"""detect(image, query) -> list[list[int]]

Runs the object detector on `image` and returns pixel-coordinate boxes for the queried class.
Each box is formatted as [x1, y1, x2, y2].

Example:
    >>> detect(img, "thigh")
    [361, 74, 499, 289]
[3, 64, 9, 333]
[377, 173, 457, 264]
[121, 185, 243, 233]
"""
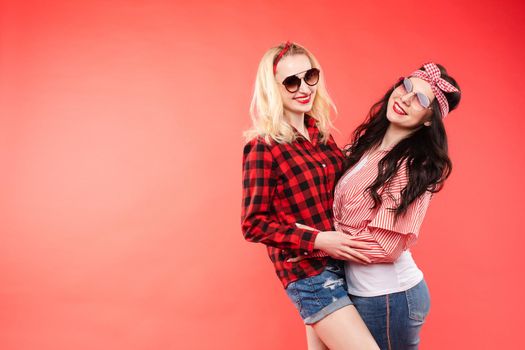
[305, 325, 328, 350]
[312, 305, 379, 350]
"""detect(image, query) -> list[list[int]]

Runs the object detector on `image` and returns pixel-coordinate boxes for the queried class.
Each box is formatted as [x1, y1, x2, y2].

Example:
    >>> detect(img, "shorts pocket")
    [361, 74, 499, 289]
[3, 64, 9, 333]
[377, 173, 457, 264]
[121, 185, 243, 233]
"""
[405, 279, 431, 322]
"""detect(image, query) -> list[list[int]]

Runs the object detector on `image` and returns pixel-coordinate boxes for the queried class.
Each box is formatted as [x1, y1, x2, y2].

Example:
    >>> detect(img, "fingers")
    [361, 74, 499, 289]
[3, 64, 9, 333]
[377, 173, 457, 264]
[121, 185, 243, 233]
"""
[335, 231, 375, 246]
[336, 251, 369, 264]
[295, 223, 317, 231]
[338, 232, 374, 249]
[339, 247, 371, 264]
[287, 256, 304, 263]
[342, 238, 372, 250]
[349, 249, 372, 264]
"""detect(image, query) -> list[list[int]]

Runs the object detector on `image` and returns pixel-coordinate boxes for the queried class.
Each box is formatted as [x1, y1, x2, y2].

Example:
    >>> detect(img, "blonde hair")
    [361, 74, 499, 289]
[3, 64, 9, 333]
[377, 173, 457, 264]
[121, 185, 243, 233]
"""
[244, 42, 337, 144]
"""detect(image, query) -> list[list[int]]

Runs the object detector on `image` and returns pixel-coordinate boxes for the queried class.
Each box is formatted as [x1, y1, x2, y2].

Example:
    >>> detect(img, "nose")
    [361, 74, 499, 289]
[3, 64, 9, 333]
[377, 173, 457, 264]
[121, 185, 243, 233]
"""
[400, 91, 415, 105]
[298, 77, 311, 95]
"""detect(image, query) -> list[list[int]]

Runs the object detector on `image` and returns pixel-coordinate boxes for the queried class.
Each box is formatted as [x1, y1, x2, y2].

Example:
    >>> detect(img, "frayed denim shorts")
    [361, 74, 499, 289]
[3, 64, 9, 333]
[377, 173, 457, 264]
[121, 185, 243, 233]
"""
[285, 259, 353, 325]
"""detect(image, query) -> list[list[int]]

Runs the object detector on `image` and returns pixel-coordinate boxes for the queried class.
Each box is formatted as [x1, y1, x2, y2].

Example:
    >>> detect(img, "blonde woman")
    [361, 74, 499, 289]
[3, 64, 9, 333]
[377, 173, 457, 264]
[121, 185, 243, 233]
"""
[241, 42, 379, 349]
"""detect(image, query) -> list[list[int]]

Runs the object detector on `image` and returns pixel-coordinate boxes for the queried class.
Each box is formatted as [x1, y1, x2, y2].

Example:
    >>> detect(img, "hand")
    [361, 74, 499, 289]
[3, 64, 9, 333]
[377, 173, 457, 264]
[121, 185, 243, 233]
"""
[295, 222, 317, 231]
[313, 230, 372, 264]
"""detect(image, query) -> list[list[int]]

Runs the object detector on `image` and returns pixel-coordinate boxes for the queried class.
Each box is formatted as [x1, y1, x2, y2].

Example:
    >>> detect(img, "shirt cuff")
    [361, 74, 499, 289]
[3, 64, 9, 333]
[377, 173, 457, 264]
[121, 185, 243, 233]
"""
[296, 228, 320, 255]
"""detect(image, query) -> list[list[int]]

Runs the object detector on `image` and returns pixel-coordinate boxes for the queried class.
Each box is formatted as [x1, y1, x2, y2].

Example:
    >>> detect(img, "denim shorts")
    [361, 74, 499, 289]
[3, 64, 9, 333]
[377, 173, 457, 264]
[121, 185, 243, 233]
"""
[285, 259, 353, 325]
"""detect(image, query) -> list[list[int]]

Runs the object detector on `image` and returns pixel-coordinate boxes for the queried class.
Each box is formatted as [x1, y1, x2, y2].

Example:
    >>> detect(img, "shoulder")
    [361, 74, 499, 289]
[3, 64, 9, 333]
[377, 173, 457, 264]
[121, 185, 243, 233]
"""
[325, 133, 339, 146]
[242, 137, 282, 167]
[320, 133, 344, 157]
[243, 136, 273, 151]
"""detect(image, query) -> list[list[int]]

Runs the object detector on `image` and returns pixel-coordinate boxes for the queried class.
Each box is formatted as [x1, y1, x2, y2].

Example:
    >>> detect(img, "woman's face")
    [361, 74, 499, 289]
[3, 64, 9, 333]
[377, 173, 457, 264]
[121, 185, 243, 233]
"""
[274, 54, 318, 117]
[386, 77, 435, 129]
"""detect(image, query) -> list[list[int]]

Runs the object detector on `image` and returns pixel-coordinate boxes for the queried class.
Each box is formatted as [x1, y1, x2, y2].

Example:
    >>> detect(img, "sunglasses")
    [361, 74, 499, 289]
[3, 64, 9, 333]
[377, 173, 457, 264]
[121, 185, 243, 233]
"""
[397, 77, 432, 110]
[281, 68, 320, 93]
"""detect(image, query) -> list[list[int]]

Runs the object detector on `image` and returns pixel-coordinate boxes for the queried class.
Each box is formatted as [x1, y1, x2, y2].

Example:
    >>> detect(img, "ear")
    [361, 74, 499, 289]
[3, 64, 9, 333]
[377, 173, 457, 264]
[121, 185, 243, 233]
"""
[424, 121, 432, 127]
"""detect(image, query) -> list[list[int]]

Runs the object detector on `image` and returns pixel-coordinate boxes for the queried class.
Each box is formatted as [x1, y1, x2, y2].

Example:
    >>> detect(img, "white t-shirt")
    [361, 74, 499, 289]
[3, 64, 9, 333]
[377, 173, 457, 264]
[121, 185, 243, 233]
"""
[345, 251, 423, 297]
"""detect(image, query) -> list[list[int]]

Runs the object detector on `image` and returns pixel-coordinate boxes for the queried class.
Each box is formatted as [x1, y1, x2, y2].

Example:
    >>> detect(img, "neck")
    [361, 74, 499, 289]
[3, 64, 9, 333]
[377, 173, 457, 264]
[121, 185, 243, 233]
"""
[285, 110, 310, 141]
[285, 110, 306, 131]
[379, 124, 413, 150]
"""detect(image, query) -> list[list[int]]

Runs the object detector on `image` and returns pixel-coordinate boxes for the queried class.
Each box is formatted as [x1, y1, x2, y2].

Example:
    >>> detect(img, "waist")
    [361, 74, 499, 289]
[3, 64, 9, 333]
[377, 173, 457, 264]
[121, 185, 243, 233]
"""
[345, 251, 423, 297]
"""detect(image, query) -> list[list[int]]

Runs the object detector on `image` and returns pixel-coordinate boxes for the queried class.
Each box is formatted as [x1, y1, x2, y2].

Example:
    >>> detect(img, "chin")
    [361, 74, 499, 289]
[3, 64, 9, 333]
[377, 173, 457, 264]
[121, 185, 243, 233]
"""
[297, 105, 313, 113]
[386, 103, 409, 124]
[287, 104, 312, 115]
[386, 110, 399, 124]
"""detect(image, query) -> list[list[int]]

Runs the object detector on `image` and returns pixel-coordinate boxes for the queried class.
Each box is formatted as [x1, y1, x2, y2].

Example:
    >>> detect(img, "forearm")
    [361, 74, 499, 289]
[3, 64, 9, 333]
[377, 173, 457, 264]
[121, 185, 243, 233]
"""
[241, 139, 320, 253]
[242, 215, 319, 253]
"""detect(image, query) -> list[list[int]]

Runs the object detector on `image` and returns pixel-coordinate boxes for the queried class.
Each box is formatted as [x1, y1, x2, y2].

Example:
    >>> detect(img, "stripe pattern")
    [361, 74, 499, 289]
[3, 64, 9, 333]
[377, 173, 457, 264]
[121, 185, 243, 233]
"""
[310, 148, 432, 262]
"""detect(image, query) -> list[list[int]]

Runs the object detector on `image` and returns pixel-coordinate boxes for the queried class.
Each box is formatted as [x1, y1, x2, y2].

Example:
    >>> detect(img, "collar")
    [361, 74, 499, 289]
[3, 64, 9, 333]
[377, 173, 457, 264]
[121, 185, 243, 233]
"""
[300, 114, 319, 146]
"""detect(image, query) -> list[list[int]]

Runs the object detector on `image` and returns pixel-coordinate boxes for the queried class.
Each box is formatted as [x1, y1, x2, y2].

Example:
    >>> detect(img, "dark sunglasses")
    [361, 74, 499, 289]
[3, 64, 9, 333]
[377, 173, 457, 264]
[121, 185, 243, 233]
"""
[397, 77, 431, 110]
[281, 68, 320, 93]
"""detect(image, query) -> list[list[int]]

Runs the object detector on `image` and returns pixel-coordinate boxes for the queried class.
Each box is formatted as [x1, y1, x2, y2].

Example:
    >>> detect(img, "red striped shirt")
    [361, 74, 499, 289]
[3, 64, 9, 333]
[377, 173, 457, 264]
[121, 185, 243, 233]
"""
[310, 148, 432, 261]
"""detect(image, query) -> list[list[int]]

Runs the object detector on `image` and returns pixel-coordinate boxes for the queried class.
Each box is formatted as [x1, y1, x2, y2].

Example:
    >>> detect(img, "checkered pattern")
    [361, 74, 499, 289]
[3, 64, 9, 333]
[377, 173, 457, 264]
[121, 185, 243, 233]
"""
[241, 115, 344, 288]
[411, 62, 459, 117]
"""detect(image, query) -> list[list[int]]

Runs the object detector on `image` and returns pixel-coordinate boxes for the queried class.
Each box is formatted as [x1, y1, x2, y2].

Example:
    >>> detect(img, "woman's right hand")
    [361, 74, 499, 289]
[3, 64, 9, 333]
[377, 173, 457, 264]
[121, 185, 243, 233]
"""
[314, 231, 372, 264]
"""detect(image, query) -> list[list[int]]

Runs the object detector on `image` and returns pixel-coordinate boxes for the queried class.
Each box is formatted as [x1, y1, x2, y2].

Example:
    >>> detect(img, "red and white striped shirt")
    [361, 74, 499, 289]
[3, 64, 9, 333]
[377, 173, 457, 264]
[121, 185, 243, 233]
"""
[310, 147, 432, 261]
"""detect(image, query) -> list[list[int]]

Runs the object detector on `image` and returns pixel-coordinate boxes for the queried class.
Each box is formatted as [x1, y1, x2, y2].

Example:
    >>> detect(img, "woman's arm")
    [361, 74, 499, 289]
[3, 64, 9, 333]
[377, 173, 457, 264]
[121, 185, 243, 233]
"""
[242, 139, 372, 263]
[355, 190, 433, 262]
[241, 139, 318, 254]
[296, 190, 431, 263]
[348, 227, 413, 263]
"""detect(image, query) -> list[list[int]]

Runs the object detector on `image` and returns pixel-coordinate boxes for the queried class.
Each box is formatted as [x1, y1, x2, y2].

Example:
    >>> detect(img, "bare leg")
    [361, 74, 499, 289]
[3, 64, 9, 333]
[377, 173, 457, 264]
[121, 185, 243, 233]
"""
[306, 325, 328, 350]
[311, 305, 379, 350]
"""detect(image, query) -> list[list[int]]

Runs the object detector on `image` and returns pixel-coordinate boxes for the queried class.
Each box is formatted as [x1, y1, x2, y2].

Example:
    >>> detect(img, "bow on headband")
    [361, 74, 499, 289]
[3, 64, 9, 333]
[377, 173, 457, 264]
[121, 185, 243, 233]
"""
[410, 63, 459, 117]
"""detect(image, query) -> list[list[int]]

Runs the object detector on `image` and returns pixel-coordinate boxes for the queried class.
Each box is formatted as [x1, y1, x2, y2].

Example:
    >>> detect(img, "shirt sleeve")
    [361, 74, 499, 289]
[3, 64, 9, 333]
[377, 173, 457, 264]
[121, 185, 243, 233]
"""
[350, 164, 433, 263]
[241, 138, 319, 254]
[352, 192, 432, 263]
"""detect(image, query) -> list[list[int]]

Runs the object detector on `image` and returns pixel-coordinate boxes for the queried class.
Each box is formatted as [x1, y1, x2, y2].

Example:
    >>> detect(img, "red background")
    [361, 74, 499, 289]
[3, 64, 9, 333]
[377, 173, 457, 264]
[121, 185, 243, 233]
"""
[1, 0, 524, 349]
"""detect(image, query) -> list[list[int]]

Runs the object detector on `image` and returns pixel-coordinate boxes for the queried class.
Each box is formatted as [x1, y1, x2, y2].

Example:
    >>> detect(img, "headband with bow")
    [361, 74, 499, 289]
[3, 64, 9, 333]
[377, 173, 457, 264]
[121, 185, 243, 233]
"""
[410, 62, 459, 117]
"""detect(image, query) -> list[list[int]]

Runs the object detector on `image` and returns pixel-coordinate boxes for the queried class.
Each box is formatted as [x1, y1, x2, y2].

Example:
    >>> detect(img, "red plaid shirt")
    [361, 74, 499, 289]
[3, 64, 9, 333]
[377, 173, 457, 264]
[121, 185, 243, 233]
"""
[241, 115, 344, 288]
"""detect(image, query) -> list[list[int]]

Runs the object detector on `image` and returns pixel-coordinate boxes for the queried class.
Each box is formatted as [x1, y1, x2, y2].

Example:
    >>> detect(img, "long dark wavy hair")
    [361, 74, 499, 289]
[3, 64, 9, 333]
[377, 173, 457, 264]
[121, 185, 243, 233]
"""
[343, 64, 461, 219]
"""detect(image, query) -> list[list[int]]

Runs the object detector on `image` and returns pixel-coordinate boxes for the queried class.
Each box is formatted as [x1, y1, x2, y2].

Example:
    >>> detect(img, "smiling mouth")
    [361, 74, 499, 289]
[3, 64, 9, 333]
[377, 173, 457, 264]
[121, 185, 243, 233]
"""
[295, 95, 311, 104]
[393, 102, 407, 115]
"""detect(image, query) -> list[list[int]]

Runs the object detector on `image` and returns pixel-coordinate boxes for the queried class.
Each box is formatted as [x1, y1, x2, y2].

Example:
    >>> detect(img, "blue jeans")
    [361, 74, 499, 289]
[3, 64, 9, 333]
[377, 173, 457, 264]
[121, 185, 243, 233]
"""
[350, 279, 431, 350]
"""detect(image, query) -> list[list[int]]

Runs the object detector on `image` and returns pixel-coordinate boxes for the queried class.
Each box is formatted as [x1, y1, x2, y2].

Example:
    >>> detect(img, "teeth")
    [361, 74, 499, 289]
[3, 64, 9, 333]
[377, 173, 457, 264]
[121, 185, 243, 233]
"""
[394, 103, 405, 114]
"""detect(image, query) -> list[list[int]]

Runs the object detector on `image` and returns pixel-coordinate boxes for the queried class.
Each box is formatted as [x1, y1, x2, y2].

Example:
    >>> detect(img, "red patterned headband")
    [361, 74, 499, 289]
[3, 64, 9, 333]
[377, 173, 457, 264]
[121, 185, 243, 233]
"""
[273, 41, 293, 74]
[410, 62, 459, 118]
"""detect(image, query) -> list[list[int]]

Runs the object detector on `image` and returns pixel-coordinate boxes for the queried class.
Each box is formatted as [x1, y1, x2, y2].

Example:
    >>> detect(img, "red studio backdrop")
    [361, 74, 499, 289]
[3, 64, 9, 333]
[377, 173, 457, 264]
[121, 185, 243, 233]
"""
[1, 1, 524, 349]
